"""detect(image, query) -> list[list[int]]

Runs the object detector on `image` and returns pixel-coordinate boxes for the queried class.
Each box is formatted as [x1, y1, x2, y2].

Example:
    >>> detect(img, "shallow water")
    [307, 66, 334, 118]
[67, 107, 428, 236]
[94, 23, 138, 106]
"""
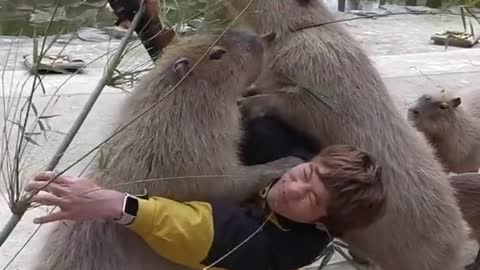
[0, 0, 115, 37]
[0, 0, 407, 38]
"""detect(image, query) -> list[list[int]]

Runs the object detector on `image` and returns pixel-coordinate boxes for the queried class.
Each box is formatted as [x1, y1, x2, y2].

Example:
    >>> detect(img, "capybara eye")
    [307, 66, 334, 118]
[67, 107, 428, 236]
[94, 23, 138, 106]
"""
[439, 103, 449, 110]
[209, 46, 227, 60]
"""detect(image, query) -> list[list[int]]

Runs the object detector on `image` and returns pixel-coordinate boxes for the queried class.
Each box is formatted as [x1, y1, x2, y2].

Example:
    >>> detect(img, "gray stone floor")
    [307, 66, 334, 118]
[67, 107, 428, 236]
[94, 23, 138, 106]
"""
[1, 3, 480, 270]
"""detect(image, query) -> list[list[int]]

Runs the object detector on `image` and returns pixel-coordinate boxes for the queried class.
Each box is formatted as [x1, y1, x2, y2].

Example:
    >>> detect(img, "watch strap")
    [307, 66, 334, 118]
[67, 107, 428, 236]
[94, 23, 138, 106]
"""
[114, 193, 139, 226]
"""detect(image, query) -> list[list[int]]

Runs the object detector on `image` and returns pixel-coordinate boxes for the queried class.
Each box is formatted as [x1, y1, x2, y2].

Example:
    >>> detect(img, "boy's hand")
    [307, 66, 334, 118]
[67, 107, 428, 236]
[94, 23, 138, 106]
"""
[24, 171, 125, 224]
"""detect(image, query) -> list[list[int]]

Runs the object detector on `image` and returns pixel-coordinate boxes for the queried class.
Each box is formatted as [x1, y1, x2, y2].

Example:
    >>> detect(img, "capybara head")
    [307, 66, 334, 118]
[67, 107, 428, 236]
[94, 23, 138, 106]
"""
[408, 90, 462, 139]
[158, 30, 265, 92]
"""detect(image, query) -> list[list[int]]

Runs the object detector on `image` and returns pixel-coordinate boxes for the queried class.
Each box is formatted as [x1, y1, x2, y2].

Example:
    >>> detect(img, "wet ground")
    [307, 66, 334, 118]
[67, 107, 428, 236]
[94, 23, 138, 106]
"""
[0, 2, 480, 270]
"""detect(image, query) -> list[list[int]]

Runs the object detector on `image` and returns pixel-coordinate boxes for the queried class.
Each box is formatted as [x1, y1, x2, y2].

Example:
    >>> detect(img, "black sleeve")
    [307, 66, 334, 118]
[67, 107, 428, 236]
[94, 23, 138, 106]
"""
[201, 202, 277, 270]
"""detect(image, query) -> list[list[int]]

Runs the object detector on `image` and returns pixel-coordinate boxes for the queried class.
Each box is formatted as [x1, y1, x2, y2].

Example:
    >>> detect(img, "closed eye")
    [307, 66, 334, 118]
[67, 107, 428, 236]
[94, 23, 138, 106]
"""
[311, 191, 319, 206]
[307, 164, 321, 205]
[304, 164, 314, 182]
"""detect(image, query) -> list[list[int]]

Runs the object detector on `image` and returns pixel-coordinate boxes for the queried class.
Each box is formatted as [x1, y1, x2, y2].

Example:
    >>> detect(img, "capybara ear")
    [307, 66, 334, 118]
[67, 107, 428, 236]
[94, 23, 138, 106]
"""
[172, 57, 190, 78]
[451, 97, 461, 108]
[260, 31, 277, 44]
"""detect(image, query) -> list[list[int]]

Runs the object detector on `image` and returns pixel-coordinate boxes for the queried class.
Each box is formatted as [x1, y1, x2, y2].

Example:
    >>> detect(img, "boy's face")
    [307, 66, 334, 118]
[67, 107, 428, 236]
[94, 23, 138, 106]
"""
[266, 162, 330, 224]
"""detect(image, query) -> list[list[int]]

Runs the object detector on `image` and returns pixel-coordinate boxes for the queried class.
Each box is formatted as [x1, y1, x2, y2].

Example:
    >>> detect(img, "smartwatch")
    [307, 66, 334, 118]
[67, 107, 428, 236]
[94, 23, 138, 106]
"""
[114, 193, 139, 226]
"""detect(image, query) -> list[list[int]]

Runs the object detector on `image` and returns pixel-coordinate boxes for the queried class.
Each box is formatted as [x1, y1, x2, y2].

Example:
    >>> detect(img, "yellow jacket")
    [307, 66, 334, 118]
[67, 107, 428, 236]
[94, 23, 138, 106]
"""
[127, 183, 331, 270]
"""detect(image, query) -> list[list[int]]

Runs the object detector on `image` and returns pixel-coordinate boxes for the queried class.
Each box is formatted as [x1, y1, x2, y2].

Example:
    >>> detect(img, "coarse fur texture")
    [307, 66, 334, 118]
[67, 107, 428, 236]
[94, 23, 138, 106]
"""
[31, 31, 302, 270]
[223, 0, 467, 270]
[449, 173, 480, 270]
[408, 89, 480, 173]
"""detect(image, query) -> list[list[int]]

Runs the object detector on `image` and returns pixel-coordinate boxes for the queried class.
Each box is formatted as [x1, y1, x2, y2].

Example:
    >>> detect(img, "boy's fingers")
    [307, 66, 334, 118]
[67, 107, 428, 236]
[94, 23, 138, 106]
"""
[32, 171, 57, 181]
[33, 211, 68, 224]
[29, 194, 63, 206]
[24, 181, 69, 197]
[24, 181, 42, 193]
[24, 181, 43, 193]
[33, 171, 70, 184]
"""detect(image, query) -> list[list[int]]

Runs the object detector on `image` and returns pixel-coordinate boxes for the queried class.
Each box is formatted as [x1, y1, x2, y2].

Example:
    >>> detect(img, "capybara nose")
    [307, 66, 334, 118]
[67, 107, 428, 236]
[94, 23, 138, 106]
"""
[237, 97, 246, 106]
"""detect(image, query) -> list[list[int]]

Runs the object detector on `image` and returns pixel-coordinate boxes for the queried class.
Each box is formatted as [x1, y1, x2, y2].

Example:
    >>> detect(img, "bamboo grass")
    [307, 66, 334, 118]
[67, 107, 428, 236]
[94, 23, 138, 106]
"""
[0, 1, 145, 247]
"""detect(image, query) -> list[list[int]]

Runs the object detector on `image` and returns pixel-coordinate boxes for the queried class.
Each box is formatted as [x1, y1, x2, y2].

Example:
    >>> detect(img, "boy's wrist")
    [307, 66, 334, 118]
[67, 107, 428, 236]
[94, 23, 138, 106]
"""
[112, 193, 140, 225]
[98, 190, 127, 221]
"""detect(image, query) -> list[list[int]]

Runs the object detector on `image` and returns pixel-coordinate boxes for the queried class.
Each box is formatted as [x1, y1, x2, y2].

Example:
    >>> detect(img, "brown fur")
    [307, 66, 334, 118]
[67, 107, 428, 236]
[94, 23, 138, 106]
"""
[31, 31, 303, 270]
[408, 89, 480, 173]
[224, 0, 467, 269]
[450, 173, 480, 270]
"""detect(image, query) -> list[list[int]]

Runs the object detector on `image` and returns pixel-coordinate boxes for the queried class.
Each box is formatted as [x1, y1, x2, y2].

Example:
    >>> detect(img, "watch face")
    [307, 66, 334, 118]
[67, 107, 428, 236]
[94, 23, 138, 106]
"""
[125, 196, 139, 216]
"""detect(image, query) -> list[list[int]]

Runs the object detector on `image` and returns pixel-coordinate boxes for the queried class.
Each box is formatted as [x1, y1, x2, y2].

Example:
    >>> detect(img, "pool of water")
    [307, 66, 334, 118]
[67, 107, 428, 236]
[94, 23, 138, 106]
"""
[0, 0, 116, 37]
[1, 0, 473, 39]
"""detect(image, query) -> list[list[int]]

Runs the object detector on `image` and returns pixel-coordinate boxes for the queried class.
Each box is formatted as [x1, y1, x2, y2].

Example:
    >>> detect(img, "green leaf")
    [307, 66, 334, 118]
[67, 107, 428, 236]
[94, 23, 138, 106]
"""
[39, 114, 61, 119]
[37, 119, 46, 132]
[31, 102, 39, 117]
[24, 135, 40, 146]
[24, 132, 41, 136]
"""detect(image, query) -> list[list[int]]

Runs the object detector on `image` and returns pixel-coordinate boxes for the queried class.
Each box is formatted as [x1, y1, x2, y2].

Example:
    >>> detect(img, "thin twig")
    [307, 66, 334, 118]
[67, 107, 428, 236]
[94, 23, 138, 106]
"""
[2, 37, 137, 207]
[2, 49, 114, 193]
[17, 33, 78, 176]
[0, 32, 20, 197]
[0, 0, 146, 248]
[1, 152, 100, 270]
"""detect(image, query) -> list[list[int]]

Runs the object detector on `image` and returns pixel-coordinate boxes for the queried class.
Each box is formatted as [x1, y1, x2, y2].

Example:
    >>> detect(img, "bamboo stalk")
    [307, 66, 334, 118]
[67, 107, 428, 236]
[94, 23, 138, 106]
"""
[0, 208, 24, 246]
[0, 1, 145, 247]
